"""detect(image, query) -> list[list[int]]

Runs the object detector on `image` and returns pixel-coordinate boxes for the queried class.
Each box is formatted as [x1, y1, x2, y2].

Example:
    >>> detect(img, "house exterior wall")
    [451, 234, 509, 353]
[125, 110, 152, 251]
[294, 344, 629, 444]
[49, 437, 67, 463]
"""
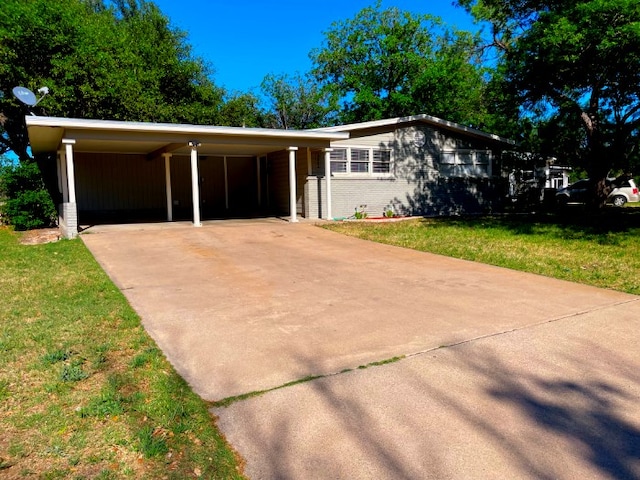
[75, 152, 166, 215]
[304, 123, 505, 219]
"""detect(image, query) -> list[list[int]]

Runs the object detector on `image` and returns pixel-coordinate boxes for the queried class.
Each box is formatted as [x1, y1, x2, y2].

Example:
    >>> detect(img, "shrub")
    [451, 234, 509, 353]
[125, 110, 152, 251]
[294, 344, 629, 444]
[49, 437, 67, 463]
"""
[0, 160, 56, 230]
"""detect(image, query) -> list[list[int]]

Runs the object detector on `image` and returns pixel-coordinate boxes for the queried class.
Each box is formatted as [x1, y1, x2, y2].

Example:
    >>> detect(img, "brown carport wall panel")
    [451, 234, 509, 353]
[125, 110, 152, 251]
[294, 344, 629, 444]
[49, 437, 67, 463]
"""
[267, 150, 306, 217]
[199, 156, 226, 212]
[267, 150, 289, 215]
[75, 153, 165, 211]
[169, 155, 193, 211]
[227, 156, 258, 213]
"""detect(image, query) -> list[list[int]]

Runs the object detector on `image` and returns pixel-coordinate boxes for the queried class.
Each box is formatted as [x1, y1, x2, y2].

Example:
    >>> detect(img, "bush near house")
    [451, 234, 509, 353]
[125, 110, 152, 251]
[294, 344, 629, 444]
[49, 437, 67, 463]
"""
[0, 161, 57, 230]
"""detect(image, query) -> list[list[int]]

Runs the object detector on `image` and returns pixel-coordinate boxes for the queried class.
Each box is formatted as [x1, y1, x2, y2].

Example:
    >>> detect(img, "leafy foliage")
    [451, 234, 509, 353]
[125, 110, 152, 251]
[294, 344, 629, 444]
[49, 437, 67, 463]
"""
[459, 0, 640, 196]
[261, 72, 337, 129]
[311, 3, 491, 126]
[218, 92, 267, 127]
[0, 161, 56, 230]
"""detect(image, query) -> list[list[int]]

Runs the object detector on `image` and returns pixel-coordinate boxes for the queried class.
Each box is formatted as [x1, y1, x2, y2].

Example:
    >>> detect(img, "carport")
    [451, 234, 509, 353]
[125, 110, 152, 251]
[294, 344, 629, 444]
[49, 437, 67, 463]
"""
[25, 116, 348, 238]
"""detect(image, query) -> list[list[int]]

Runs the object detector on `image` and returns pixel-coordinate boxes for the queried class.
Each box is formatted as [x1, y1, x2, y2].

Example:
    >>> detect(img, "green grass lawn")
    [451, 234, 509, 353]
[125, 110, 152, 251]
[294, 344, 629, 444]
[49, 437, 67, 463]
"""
[324, 211, 640, 295]
[0, 227, 245, 479]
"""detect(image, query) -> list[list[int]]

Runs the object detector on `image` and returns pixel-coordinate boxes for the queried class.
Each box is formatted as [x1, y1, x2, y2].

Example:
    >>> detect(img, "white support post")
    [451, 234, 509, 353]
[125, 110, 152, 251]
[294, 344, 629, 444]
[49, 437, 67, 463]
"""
[288, 147, 298, 223]
[324, 148, 333, 220]
[60, 139, 78, 238]
[189, 141, 202, 227]
[63, 139, 77, 204]
[163, 153, 173, 222]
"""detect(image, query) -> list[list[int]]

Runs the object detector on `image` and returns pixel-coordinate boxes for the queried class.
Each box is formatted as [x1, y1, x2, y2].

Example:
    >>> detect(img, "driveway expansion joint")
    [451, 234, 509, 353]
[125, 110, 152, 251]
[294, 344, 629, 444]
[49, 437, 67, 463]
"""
[213, 296, 640, 407]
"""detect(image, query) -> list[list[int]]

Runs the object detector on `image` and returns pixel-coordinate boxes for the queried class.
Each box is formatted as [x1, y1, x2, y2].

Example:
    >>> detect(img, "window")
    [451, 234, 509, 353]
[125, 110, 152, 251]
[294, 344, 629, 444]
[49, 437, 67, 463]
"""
[350, 149, 370, 173]
[330, 149, 347, 173]
[373, 150, 391, 173]
[329, 147, 392, 176]
[439, 150, 491, 177]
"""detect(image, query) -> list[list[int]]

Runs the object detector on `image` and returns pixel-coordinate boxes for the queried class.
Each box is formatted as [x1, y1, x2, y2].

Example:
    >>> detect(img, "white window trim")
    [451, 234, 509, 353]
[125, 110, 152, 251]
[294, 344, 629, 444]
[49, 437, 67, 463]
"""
[439, 149, 492, 178]
[330, 146, 393, 177]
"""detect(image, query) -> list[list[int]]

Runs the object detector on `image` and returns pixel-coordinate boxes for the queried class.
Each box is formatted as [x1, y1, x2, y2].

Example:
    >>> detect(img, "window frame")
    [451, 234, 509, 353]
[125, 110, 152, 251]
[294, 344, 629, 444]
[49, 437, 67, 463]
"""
[329, 148, 348, 173]
[438, 149, 492, 178]
[329, 146, 393, 177]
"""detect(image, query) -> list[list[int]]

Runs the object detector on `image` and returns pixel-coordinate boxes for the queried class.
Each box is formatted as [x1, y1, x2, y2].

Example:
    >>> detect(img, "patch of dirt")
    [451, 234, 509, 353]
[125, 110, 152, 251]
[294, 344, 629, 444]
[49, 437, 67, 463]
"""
[19, 228, 61, 245]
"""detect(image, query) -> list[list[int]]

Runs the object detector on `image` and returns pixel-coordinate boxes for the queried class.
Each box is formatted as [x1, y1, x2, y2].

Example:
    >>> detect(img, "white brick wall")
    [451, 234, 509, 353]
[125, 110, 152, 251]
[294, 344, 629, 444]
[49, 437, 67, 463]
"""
[60, 202, 78, 238]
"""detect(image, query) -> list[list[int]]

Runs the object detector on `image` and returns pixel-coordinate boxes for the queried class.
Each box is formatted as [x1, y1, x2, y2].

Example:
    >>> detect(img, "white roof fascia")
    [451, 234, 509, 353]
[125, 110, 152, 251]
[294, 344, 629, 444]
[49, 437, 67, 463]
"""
[25, 116, 349, 141]
[312, 113, 516, 146]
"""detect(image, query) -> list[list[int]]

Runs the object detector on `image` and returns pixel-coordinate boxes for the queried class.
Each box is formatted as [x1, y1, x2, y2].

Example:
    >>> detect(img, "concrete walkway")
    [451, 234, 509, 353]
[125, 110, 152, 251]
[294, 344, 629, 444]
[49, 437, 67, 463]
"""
[82, 220, 640, 479]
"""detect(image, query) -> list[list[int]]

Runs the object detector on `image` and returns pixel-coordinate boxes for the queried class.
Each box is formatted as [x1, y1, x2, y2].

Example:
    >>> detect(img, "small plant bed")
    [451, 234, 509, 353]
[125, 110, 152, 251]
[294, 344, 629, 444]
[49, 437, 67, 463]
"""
[323, 212, 640, 295]
[335, 205, 411, 222]
[0, 227, 245, 479]
[340, 215, 412, 223]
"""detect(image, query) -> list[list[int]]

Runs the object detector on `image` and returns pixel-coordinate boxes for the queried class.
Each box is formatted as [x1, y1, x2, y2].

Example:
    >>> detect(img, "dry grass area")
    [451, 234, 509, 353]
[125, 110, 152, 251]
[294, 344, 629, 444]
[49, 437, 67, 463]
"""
[17, 228, 61, 245]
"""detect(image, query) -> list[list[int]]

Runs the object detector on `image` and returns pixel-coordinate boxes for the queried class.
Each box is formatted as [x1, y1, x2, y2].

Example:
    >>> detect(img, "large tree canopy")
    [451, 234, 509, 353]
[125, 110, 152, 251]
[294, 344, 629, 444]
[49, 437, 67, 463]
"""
[0, 0, 225, 162]
[460, 0, 640, 194]
[260, 72, 336, 130]
[311, 3, 491, 126]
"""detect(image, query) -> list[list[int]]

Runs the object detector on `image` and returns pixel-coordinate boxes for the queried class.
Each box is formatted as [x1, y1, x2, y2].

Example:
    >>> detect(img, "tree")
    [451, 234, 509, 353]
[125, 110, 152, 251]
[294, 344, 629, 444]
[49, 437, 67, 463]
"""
[310, 3, 490, 126]
[218, 92, 266, 128]
[0, 0, 225, 162]
[459, 0, 640, 204]
[260, 73, 337, 129]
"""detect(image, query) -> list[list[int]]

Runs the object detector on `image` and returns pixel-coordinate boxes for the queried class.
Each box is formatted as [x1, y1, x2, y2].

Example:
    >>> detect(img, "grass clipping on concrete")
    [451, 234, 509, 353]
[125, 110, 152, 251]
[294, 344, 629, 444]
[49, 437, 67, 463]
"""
[0, 228, 244, 479]
[324, 213, 640, 295]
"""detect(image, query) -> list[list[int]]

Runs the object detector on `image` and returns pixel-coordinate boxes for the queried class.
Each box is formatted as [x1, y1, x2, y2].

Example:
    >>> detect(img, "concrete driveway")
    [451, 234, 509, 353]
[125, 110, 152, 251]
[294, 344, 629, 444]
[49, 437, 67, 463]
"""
[82, 219, 640, 479]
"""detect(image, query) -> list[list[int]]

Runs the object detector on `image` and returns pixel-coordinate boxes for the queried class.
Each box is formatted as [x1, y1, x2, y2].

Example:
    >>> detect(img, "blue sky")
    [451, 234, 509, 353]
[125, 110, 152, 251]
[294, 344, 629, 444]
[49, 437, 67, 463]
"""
[152, 0, 480, 94]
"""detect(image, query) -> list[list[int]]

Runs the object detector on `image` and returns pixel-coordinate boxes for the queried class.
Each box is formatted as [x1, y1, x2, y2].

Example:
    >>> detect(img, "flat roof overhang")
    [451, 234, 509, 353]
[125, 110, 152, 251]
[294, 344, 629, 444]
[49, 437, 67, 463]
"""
[25, 116, 350, 157]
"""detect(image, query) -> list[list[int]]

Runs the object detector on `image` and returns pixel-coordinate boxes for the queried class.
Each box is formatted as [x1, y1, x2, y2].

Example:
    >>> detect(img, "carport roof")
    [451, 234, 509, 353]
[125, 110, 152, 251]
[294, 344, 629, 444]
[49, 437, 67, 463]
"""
[25, 116, 349, 157]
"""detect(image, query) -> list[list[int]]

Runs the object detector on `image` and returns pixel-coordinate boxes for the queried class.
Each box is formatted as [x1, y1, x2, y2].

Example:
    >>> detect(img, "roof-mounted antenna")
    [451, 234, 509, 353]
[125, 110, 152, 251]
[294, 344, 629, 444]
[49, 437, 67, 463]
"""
[12, 86, 49, 115]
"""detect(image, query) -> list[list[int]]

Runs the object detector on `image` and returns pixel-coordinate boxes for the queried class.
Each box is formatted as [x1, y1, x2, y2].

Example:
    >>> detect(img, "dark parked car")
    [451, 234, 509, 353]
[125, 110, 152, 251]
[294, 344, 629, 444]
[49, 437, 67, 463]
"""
[556, 178, 639, 207]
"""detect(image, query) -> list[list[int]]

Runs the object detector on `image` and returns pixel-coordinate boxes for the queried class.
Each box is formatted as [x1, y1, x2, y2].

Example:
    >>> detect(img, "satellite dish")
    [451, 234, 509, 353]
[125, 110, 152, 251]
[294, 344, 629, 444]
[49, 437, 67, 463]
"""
[12, 86, 38, 106]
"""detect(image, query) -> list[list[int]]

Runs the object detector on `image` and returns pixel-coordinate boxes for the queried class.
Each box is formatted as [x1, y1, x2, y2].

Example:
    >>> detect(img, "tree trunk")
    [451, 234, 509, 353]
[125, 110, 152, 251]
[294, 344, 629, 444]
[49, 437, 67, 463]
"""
[581, 104, 611, 210]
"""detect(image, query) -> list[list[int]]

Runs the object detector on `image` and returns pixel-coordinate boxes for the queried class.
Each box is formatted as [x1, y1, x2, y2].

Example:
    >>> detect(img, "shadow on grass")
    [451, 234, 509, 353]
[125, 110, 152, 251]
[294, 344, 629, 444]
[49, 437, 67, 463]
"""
[419, 207, 640, 240]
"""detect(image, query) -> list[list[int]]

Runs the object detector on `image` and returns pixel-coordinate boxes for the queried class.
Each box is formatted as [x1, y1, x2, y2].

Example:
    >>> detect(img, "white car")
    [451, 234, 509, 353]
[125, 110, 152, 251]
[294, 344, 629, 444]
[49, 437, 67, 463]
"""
[609, 178, 640, 206]
[556, 178, 639, 207]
